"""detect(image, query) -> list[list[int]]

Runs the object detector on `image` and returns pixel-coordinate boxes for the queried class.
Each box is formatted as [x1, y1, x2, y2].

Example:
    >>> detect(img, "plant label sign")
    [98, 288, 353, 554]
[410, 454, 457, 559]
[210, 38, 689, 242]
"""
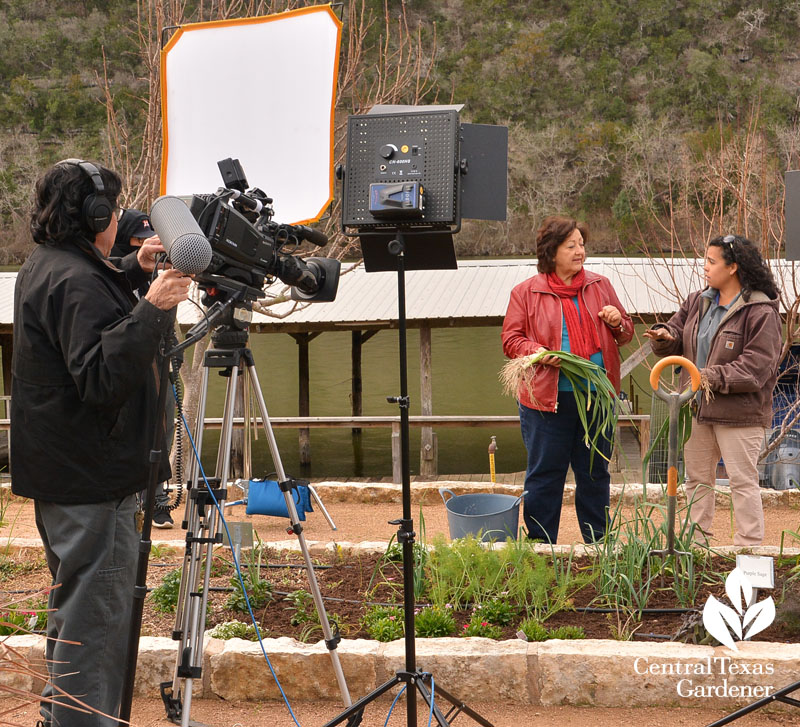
[222, 521, 254, 550]
[735, 554, 774, 589]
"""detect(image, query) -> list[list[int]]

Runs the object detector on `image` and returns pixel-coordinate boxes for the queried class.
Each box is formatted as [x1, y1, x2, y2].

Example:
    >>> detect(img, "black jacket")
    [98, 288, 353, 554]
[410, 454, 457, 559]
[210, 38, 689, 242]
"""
[10, 237, 173, 503]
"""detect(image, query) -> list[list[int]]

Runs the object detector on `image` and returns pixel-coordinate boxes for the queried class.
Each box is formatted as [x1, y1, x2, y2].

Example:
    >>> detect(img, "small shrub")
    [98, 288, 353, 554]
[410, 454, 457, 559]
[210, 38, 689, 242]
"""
[519, 618, 550, 642]
[150, 568, 182, 614]
[285, 589, 315, 626]
[546, 625, 585, 640]
[474, 598, 518, 626]
[415, 606, 456, 638]
[362, 604, 404, 642]
[461, 615, 503, 639]
[518, 618, 584, 642]
[208, 620, 260, 641]
[226, 575, 273, 612]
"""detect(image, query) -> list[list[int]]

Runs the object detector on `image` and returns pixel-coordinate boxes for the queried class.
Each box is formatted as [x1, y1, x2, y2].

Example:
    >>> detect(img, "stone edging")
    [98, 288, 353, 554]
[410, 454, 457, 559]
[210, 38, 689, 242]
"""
[310, 480, 800, 508]
[4, 635, 799, 710]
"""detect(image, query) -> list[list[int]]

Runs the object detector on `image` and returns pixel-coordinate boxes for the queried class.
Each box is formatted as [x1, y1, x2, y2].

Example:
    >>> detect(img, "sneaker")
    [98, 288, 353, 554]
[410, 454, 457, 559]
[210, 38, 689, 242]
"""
[152, 508, 174, 529]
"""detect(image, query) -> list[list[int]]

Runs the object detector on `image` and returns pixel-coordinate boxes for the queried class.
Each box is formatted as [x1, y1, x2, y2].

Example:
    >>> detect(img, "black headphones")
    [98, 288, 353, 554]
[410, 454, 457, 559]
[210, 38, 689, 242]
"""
[62, 158, 114, 234]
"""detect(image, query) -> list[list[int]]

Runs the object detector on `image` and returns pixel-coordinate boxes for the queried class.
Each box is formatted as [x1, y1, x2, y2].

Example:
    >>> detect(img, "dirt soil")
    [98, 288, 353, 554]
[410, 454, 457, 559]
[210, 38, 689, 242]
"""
[2, 696, 799, 727]
[4, 489, 800, 551]
[3, 498, 800, 643]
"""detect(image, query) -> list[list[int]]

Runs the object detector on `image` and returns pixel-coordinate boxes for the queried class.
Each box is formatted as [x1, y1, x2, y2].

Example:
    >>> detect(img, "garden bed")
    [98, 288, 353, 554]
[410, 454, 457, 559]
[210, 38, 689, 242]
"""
[4, 540, 800, 646]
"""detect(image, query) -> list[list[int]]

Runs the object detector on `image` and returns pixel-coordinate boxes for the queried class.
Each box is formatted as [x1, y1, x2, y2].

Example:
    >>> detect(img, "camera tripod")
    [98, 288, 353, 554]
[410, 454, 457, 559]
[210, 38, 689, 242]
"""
[159, 316, 352, 727]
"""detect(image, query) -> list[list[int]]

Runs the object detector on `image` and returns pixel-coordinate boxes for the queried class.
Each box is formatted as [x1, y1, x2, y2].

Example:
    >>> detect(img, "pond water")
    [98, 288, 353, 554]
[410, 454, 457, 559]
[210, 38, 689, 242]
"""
[194, 324, 656, 479]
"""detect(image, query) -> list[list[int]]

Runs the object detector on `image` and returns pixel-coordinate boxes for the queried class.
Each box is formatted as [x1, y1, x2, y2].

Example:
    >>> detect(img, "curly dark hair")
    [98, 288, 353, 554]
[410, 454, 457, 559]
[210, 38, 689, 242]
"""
[708, 235, 778, 301]
[535, 215, 588, 274]
[31, 161, 121, 246]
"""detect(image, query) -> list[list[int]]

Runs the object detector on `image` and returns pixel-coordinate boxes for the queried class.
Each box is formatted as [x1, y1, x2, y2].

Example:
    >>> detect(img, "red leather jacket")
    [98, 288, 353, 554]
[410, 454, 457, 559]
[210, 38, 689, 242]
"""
[501, 270, 633, 411]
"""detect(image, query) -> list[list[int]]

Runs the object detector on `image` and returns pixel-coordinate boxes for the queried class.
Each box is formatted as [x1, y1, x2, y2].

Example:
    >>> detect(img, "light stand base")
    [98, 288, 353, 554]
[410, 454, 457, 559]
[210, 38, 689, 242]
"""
[324, 671, 493, 727]
[704, 679, 800, 726]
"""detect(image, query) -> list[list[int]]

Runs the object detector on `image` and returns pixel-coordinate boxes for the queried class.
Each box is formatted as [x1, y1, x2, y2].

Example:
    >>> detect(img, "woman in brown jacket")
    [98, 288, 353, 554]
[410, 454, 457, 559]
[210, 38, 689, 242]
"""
[645, 235, 781, 546]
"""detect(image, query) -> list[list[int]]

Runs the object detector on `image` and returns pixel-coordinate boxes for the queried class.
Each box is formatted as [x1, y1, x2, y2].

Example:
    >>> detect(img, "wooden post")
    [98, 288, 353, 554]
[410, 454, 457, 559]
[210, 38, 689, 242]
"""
[351, 331, 363, 434]
[291, 333, 320, 467]
[351, 330, 378, 436]
[419, 324, 437, 477]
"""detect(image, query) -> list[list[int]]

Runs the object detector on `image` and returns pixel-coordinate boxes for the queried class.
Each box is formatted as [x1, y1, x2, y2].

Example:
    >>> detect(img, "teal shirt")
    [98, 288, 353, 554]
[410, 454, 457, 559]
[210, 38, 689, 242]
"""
[558, 297, 605, 391]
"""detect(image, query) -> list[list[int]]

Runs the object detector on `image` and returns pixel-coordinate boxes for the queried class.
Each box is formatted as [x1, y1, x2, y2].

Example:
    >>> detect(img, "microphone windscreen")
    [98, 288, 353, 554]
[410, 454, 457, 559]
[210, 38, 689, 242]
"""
[150, 196, 213, 274]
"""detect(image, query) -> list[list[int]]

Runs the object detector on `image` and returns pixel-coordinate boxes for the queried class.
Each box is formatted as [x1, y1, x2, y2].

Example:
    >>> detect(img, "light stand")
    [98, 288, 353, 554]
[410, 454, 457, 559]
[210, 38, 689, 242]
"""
[328, 103, 507, 727]
[704, 682, 800, 725]
[322, 233, 492, 727]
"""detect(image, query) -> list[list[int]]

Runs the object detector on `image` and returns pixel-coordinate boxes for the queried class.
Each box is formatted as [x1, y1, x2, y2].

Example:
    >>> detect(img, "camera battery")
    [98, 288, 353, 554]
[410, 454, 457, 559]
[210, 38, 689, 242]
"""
[368, 182, 425, 218]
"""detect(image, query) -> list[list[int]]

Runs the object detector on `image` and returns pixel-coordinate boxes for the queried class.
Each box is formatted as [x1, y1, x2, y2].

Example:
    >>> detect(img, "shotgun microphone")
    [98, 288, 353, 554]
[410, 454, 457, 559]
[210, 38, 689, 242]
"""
[149, 195, 213, 274]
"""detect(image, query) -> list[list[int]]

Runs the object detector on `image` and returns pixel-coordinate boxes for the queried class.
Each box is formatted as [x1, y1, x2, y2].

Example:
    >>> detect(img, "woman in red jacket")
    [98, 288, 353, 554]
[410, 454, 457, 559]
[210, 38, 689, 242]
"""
[502, 216, 633, 543]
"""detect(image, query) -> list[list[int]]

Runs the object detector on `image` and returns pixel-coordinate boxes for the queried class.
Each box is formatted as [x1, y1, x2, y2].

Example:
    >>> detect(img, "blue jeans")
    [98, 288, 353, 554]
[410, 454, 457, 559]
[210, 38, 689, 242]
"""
[519, 391, 611, 543]
[35, 495, 138, 727]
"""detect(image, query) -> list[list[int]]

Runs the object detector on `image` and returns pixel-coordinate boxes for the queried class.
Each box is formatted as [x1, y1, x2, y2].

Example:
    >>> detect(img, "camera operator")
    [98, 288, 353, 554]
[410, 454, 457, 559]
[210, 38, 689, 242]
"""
[10, 160, 191, 727]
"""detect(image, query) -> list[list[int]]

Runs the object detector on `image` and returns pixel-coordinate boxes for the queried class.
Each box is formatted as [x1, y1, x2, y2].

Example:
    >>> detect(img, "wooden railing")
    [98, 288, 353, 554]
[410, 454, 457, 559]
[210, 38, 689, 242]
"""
[200, 414, 651, 483]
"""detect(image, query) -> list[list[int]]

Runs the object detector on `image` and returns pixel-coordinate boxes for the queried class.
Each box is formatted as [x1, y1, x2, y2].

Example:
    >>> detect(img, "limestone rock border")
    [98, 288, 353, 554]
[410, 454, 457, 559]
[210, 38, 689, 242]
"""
[4, 635, 799, 710]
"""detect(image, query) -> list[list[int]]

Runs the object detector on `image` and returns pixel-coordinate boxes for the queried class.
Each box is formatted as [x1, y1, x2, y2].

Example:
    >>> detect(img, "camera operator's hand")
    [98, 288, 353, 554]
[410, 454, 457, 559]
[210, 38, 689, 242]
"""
[145, 269, 191, 311]
[136, 235, 170, 273]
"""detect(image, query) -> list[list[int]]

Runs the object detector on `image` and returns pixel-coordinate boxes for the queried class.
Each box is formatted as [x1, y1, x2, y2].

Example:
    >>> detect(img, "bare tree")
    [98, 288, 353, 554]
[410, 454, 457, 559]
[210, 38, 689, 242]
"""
[100, 0, 440, 472]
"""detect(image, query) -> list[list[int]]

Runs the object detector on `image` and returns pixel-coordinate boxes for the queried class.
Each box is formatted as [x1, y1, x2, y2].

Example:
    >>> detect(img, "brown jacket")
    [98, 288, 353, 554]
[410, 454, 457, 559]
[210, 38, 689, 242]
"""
[650, 289, 782, 426]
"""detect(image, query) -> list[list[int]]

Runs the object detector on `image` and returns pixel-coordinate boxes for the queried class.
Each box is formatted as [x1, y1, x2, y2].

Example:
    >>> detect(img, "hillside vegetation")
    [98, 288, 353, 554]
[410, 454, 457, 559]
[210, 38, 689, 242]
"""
[1, 0, 798, 259]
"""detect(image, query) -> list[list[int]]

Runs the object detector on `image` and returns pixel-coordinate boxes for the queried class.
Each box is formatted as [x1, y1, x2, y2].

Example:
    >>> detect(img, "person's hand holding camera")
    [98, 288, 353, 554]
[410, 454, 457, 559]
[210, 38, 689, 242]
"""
[145, 268, 191, 311]
[136, 235, 168, 273]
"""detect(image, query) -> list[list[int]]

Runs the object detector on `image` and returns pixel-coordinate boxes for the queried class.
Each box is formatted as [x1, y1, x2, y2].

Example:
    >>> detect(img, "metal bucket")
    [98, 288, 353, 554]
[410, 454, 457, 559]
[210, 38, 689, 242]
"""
[439, 488, 523, 542]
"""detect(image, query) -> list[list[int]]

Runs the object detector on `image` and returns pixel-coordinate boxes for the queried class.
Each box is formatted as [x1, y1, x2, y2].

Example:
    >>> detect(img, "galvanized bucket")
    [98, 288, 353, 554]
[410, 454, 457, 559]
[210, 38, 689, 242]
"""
[439, 488, 523, 542]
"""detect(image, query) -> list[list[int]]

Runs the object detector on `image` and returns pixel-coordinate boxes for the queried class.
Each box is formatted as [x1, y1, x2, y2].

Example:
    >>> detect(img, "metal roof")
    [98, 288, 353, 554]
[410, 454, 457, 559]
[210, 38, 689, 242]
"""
[0, 259, 796, 332]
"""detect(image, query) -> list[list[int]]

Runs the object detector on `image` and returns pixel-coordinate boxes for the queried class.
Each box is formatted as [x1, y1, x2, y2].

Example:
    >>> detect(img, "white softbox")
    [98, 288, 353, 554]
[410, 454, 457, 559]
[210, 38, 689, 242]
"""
[160, 5, 341, 224]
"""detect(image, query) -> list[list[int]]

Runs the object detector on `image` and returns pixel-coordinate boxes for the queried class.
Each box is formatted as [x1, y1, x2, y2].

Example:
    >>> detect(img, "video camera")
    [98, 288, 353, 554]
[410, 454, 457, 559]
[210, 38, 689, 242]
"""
[151, 158, 340, 307]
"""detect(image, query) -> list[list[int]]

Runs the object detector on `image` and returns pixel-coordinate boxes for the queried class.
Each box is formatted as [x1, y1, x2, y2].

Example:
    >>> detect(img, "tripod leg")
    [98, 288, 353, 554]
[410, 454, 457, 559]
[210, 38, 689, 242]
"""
[165, 364, 212, 717]
[164, 358, 239, 727]
[244, 356, 353, 707]
[418, 677, 495, 727]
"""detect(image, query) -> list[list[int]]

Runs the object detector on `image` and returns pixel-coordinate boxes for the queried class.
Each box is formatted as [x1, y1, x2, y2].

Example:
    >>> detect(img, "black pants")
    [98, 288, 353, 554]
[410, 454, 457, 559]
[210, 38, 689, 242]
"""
[519, 391, 611, 543]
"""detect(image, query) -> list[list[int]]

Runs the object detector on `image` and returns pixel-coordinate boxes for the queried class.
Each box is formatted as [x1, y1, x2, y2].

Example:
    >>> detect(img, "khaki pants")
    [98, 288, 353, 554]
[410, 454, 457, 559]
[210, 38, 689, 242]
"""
[683, 421, 765, 546]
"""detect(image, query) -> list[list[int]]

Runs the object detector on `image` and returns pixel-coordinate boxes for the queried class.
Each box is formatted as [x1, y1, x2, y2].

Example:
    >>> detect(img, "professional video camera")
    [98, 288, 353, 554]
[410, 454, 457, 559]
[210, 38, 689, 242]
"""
[150, 158, 340, 307]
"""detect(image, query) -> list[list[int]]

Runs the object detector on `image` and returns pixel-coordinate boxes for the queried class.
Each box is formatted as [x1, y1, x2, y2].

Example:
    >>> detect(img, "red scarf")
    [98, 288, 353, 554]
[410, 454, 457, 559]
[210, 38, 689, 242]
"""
[546, 269, 600, 360]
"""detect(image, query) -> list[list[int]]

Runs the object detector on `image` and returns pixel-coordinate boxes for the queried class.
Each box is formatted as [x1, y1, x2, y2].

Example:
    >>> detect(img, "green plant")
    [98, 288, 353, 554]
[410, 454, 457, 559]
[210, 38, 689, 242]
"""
[546, 625, 585, 640]
[426, 534, 587, 621]
[150, 568, 183, 614]
[501, 350, 618, 462]
[226, 536, 274, 612]
[285, 589, 316, 626]
[518, 618, 550, 642]
[208, 620, 260, 641]
[0, 598, 47, 636]
[415, 605, 456, 638]
[474, 598, 518, 626]
[296, 612, 346, 644]
[518, 618, 585, 642]
[150, 543, 177, 559]
[461, 615, 502, 639]
[361, 604, 404, 642]
[369, 509, 430, 600]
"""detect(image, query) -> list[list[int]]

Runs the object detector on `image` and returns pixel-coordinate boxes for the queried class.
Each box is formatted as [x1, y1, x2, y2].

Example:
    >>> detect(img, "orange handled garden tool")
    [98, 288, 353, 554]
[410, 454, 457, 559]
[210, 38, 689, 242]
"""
[648, 355, 701, 564]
